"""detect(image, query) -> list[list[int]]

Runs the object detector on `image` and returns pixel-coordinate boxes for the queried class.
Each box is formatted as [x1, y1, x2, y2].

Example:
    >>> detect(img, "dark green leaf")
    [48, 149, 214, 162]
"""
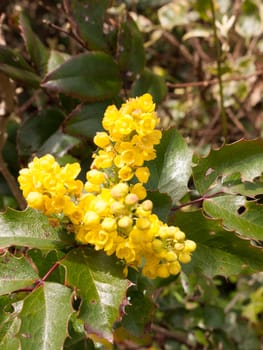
[65, 101, 110, 138]
[28, 250, 65, 283]
[18, 282, 73, 350]
[193, 139, 263, 194]
[203, 194, 263, 240]
[121, 290, 155, 337]
[0, 46, 40, 86]
[131, 68, 167, 103]
[64, 0, 110, 51]
[0, 208, 74, 249]
[118, 17, 145, 75]
[61, 247, 129, 343]
[0, 253, 38, 295]
[172, 210, 263, 277]
[147, 191, 172, 222]
[42, 52, 121, 101]
[147, 128, 193, 203]
[18, 108, 65, 158]
[20, 13, 49, 75]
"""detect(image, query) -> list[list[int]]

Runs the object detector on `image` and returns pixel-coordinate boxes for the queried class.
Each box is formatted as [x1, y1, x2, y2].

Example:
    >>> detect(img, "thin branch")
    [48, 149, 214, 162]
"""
[171, 191, 224, 212]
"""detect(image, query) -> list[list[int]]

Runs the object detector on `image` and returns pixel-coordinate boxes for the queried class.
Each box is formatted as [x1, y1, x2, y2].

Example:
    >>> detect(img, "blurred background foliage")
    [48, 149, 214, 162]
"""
[0, 0, 262, 349]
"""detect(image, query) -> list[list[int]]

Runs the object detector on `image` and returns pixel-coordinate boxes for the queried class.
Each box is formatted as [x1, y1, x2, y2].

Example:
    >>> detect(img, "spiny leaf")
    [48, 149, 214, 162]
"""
[0, 208, 74, 249]
[18, 282, 73, 350]
[147, 128, 193, 204]
[0, 253, 38, 295]
[60, 247, 129, 343]
[203, 194, 263, 241]
[172, 209, 263, 278]
[0, 297, 21, 350]
[42, 52, 121, 101]
[193, 139, 263, 194]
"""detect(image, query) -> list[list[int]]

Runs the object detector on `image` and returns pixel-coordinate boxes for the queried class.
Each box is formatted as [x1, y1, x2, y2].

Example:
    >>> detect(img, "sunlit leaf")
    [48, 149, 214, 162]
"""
[203, 194, 263, 240]
[173, 209, 263, 277]
[0, 253, 38, 295]
[18, 282, 73, 350]
[61, 247, 129, 343]
[193, 139, 263, 194]
[147, 128, 193, 203]
[0, 208, 74, 249]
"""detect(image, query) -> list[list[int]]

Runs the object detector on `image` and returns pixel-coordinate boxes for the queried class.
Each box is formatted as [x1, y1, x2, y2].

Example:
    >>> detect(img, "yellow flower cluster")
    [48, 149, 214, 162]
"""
[18, 94, 196, 279]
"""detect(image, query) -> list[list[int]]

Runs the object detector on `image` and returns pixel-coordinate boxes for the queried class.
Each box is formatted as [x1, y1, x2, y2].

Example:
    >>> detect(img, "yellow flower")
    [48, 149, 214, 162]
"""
[135, 167, 150, 183]
[118, 166, 134, 181]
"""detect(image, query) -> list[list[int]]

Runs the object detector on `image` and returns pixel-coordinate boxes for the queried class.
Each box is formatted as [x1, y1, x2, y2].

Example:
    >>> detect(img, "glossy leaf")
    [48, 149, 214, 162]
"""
[0, 208, 74, 249]
[203, 194, 263, 240]
[65, 101, 110, 138]
[18, 108, 65, 158]
[61, 247, 129, 343]
[20, 12, 49, 75]
[64, 0, 110, 51]
[173, 209, 263, 278]
[42, 52, 121, 101]
[37, 131, 80, 157]
[147, 128, 193, 204]
[0, 46, 40, 87]
[193, 139, 263, 194]
[0, 253, 38, 295]
[132, 68, 167, 104]
[18, 282, 73, 350]
[118, 17, 145, 75]
[0, 298, 21, 350]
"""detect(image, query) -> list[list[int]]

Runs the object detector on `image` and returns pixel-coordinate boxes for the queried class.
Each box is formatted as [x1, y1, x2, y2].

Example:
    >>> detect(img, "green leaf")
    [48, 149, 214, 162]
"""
[118, 16, 145, 75]
[193, 139, 263, 194]
[121, 290, 155, 337]
[64, 0, 110, 50]
[20, 13, 49, 75]
[18, 282, 73, 350]
[65, 101, 110, 138]
[28, 250, 65, 284]
[60, 247, 129, 343]
[0, 208, 74, 249]
[0, 45, 40, 87]
[0, 297, 21, 350]
[147, 128, 193, 204]
[147, 191, 172, 222]
[42, 52, 121, 101]
[37, 131, 80, 158]
[0, 253, 38, 295]
[172, 210, 263, 277]
[18, 108, 65, 158]
[132, 68, 167, 103]
[47, 50, 71, 73]
[203, 194, 263, 241]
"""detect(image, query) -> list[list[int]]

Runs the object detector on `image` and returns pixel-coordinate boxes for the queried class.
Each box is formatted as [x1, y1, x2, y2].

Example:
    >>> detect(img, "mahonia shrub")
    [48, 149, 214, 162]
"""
[18, 94, 196, 279]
